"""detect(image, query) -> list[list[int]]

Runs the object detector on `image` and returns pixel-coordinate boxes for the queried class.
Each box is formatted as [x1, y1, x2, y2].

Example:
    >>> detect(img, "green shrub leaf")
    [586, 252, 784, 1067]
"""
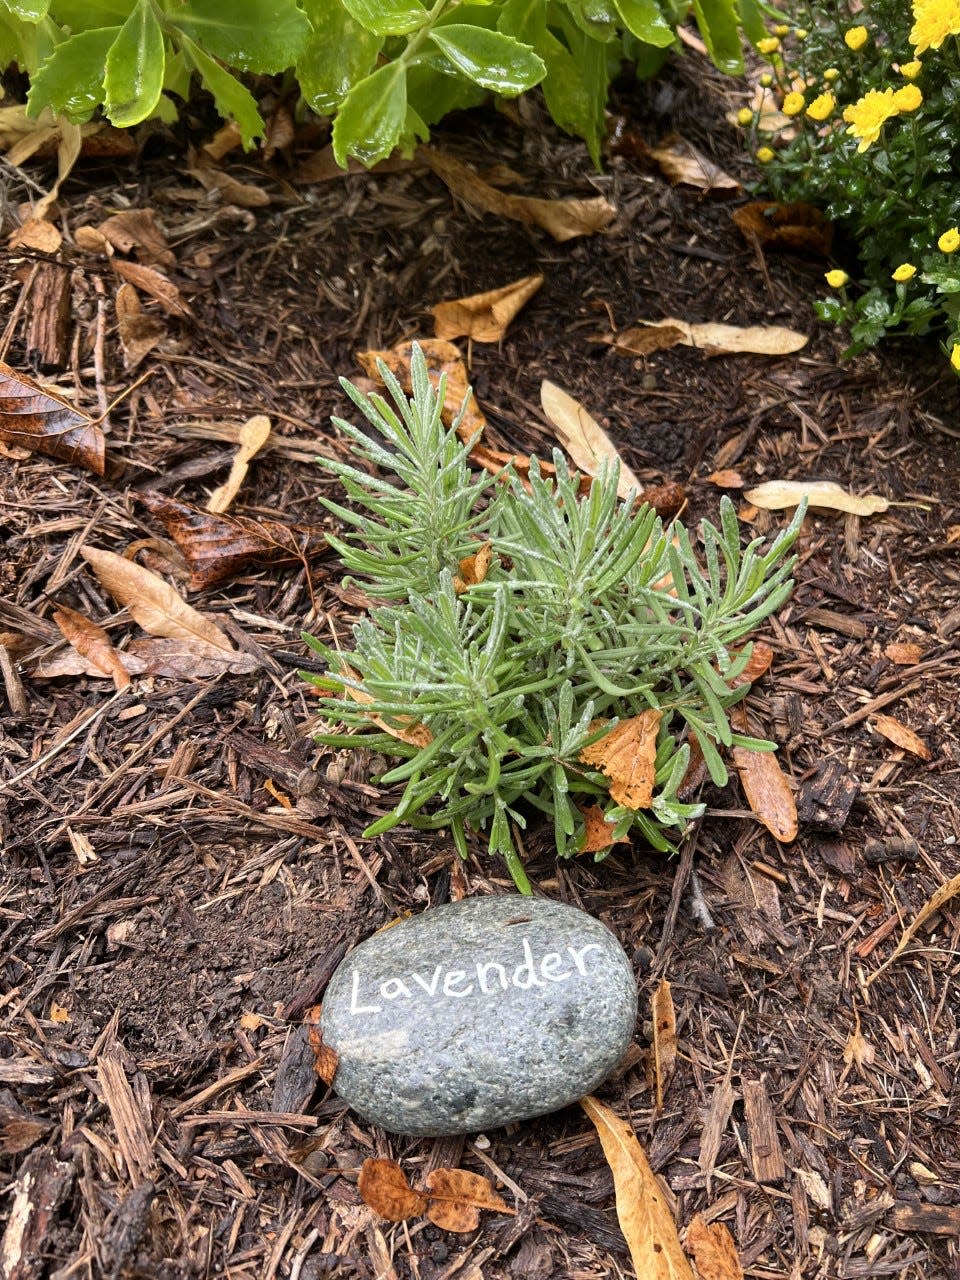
[8, 0, 50, 21]
[613, 0, 675, 47]
[332, 60, 406, 167]
[168, 0, 311, 73]
[691, 0, 743, 74]
[27, 26, 119, 121]
[427, 25, 545, 94]
[341, 0, 427, 37]
[177, 31, 264, 147]
[298, 0, 383, 113]
[50, 0, 132, 26]
[104, 0, 165, 127]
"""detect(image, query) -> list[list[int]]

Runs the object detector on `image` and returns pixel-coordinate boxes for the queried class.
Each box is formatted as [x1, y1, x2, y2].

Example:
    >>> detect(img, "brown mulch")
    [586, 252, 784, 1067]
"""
[3, 51, 960, 1280]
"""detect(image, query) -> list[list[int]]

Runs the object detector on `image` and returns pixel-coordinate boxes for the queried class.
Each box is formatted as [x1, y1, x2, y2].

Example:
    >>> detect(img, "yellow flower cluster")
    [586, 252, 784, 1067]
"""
[910, 0, 960, 55]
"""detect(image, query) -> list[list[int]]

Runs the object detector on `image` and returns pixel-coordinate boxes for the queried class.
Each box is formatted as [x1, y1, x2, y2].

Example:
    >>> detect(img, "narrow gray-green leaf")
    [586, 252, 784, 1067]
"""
[428, 25, 544, 94]
[104, 0, 164, 127]
[341, 0, 427, 36]
[331, 60, 406, 167]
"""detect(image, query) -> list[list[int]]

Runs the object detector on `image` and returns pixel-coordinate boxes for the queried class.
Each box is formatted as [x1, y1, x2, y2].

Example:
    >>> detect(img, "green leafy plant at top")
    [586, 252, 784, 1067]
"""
[739, 0, 960, 368]
[303, 345, 802, 894]
[2, 0, 766, 168]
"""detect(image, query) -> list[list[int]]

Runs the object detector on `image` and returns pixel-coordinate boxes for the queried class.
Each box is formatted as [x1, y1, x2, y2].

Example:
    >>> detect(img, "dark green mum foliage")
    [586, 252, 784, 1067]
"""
[304, 346, 801, 892]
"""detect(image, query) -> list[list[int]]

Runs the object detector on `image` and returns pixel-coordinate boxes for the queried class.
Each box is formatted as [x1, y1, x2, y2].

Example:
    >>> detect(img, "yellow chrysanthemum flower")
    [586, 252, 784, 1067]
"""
[795, 27, 808, 39]
[737, 107, 754, 125]
[756, 146, 776, 163]
[774, 23, 790, 36]
[757, 36, 780, 54]
[760, 73, 774, 87]
[900, 59, 922, 78]
[825, 269, 849, 288]
[823, 68, 840, 82]
[910, 0, 960, 55]
[844, 25, 869, 49]
[892, 263, 917, 282]
[782, 91, 805, 116]
[842, 88, 899, 152]
[893, 83, 923, 111]
[806, 92, 836, 121]
[939, 227, 960, 252]
[952, 343, 960, 371]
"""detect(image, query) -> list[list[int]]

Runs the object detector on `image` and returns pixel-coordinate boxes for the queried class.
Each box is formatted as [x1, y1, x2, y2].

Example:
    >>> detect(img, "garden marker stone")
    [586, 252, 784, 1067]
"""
[320, 895, 637, 1136]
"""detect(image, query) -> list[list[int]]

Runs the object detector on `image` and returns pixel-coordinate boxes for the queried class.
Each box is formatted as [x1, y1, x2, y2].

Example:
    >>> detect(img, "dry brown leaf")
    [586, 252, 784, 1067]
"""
[5, 111, 82, 224]
[453, 541, 494, 594]
[32, 635, 258, 680]
[706, 469, 745, 489]
[424, 1168, 513, 1232]
[732, 201, 833, 257]
[725, 639, 774, 691]
[579, 711, 662, 810]
[541, 380, 643, 501]
[262, 104, 295, 162]
[685, 1215, 743, 1280]
[358, 1159, 428, 1221]
[842, 1027, 876, 1070]
[80, 545, 236, 653]
[115, 284, 166, 370]
[187, 157, 271, 208]
[432, 274, 543, 343]
[75, 224, 112, 255]
[871, 713, 931, 760]
[52, 604, 131, 690]
[609, 319, 807, 358]
[581, 1095, 695, 1279]
[292, 143, 414, 183]
[203, 120, 243, 161]
[9, 217, 62, 252]
[0, 362, 105, 475]
[652, 978, 677, 1112]
[137, 490, 327, 591]
[884, 642, 925, 665]
[340, 663, 433, 748]
[643, 134, 739, 194]
[578, 803, 630, 854]
[422, 147, 615, 242]
[97, 208, 174, 266]
[112, 259, 192, 318]
[305, 1007, 339, 1086]
[731, 707, 797, 842]
[206, 414, 272, 513]
[868, 872, 960, 986]
[357, 338, 486, 443]
[744, 478, 889, 515]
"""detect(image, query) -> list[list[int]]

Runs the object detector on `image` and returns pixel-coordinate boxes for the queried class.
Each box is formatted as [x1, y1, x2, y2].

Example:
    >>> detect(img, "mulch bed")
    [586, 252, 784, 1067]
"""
[2, 50, 960, 1280]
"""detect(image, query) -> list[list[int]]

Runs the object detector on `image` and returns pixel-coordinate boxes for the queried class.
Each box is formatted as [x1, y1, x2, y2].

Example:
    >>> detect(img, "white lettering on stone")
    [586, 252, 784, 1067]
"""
[346, 935, 604, 1015]
[539, 951, 572, 982]
[350, 969, 382, 1015]
[442, 969, 474, 997]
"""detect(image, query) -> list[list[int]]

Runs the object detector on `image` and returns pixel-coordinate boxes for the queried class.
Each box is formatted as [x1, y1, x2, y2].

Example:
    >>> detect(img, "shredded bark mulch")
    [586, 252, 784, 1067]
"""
[2, 53, 960, 1280]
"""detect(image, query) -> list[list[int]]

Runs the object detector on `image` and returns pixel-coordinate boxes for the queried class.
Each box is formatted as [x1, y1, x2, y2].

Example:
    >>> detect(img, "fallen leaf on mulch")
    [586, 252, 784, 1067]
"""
[871, 713, 931, 760]
[80, 545, 237, 654]
[652, 978, 677, 1112]
[867, 872, 960, 986]
[453, 541, 494, 594]
[577, 803, 630, 854]
[115, 284, 166, 369]
[732, 201, 833, 257]
[112, 259, 192, 319]
[206, 415, 272, 514]
[579, 711, 662, 810]
[884, 641, 925, 665]
[685, 1215, 743, 1280]
[11, 217, 62, 252]
[293, 143, 415, 183]
[745, 478, 888, 515]
[606, 319, 808, 357]
[52, 604, 131, 691]
[422, 147, 616, 242]
[541, 380, 643, 500]
[725, 640, 774, 690]
[731, 706, 798, 842]
[842, 1025, 876, 1070]
[358, 1158, 513, 1231]
[305, 1006, 339, 1086]
[581, 1095, 695, 1279]
[137, 491, 327, 591]
[4, 108, 81, 227]
[94, 208, 175, 266]
[33, 635, 259, 680]
[432, 274, 543, 343]
[0, 362, 105, 475]
[339, 663, 433, 748]
[187, 155, 271, 208]
[358, 338, 487, 443]
[642, 134, 739, 194]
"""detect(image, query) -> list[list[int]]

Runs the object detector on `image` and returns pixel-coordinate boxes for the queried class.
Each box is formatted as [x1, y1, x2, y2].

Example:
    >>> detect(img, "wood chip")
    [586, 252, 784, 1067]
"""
[742, 1077, 785, 1183]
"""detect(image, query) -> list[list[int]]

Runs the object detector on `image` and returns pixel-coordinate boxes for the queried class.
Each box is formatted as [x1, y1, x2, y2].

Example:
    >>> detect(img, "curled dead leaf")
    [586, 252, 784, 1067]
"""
[52, 604, 131, 690]
[206, 414, 272, 514]
[358, 1159, 428, 1222]
[422, 147, 615, 242]
[424, 1168, 513, 1232]
[358, 338, 486, 444]
[115, 284, 166, 370]
[732, 200, 832, 257]
[652, 979, 677, 1112]
[685, 1215, 743, 1280]
[112, 259, 192, 319]
[432, 275, 543, 343]
[97, 208, 174, 266]
[871, 714, 931, 761]
[730, 707, 797, 842]
[744, 478, 888, 516]
[884, 642, 925, 666]
[725, 640, 774, 691]
[578, 803, 630, 854]
[0, 361, 105, 475]
[579, 711, 662, 810]
[609, 319, 808, 358]
[541, 380, 643, 501]
[305, 1007, 339, 1086]
[642, 134, 739, 194]
[453, 541, 494, 594]
[340, 663, 433, 748]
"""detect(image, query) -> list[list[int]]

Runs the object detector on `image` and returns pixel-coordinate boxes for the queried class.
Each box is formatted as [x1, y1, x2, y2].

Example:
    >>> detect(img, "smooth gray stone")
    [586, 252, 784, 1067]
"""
[320, 895, 637, 1136]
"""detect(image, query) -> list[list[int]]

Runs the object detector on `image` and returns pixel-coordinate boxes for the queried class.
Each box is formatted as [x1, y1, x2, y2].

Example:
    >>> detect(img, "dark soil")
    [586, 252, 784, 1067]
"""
[2, 50, 960, 1280]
